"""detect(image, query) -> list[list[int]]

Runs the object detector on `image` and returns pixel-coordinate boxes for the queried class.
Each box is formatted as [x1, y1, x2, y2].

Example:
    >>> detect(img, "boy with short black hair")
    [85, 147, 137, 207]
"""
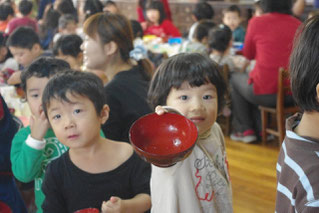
[10, 57, 70, 213]
[6, 27, 52, 85]
[275, 16, 319, 212]
[222, 5, 245, 43]
[41, 71, 151, 212]
[53, 34, 83, 70]
[188, 2, 214, 41]
[6, 0, 38, 35]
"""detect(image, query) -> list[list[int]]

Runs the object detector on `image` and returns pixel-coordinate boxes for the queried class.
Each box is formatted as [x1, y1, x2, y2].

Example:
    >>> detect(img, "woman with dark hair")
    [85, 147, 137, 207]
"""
[83, 12, 153, 143]
[142, 0, 180, 39]
[229, 0, 301, 143]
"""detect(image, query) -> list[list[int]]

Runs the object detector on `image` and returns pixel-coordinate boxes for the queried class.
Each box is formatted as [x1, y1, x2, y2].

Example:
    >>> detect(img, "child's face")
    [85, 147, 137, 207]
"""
[82, 35, 107, 70]
[9, 45, 40, 67]
[166, 81, 218, 135]
[223, 12, 241, 31]
[146, 9, 160, 24]
[46, 93, 108, 149]
[26, 76, 49, 117]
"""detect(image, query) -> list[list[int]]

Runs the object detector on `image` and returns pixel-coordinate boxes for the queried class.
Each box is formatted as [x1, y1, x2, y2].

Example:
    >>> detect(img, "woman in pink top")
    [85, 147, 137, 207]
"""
[229, 0, 301, 143]
[143, 1, 180, 39]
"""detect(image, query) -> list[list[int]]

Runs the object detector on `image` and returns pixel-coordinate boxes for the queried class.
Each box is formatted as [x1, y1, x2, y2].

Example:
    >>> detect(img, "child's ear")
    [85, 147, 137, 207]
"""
[77, 52, 83, 63]
[32, 43, 41, 53]
[103, 41, 118, 56]
[100, 104, 110, 125]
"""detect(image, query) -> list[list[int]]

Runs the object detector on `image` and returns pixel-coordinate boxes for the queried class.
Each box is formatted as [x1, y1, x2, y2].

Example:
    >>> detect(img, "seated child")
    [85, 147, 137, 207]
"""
[103, 0, 120, 14]
[0, 94, 27, 213]
[147, 52, 232, 212]
[0, 2, 14, 32]
[6, 0, 38, 35]
[208, 24, 249, 73]
[0, 32, 18, 84]
[180, 19, 215, 55]
[41, 71, 151, 212]
[275, 15, 319, 212]
[7, 27, 53, 85]
[53, 34, 83, 70]
[10, 57, 70, 213]
[222, 5, 245, 43]
[143, 0, 181, 39]
[188, 2, 214, 41]
[53, 13, 79, 43]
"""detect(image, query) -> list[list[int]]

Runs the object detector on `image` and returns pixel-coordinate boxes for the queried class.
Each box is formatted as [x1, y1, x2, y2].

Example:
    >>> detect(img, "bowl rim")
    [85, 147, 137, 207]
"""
[129, 112, 198, 158]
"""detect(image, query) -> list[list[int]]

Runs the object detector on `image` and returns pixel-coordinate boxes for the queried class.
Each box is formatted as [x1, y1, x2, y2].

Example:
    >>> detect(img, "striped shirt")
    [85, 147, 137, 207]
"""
[276, 113, 319, 213]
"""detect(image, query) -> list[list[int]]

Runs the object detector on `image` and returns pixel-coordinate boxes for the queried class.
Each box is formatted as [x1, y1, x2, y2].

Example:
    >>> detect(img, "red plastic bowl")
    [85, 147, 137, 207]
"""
[129, 112, 198, 167]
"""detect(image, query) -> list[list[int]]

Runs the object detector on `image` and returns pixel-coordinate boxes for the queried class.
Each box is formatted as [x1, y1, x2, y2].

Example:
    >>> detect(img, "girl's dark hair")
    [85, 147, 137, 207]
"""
[148, 53, 226, 113]
[83, 12, 153, 80]
[194, 20, 216, 42]
[42, 70, 106, 118]
[208, 24, 232, 53]
[260, 0, 292, 15]
[289, 16, 319, 112]
[145, 0, 166, 24]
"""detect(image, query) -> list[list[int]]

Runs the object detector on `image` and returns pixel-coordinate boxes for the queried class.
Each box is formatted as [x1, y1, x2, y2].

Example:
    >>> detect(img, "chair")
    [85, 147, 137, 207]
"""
[217, 64, 231, 136]
[259, 68, 299, 145]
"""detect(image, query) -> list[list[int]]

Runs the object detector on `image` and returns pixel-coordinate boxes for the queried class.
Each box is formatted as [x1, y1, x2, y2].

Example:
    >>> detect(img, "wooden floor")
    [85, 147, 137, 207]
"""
[225, 136, 280, 213]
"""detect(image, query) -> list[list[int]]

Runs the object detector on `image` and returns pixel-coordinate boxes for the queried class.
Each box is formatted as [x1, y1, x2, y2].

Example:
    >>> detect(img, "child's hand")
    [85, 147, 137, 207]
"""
[155, 105, 183, 116]
[30, 105, 50, 140]
[101, 196, 124, 213]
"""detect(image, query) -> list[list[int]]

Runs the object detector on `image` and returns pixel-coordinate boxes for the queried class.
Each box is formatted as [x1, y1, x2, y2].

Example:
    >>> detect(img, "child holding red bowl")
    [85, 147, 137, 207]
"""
[148, 53, 232, 212]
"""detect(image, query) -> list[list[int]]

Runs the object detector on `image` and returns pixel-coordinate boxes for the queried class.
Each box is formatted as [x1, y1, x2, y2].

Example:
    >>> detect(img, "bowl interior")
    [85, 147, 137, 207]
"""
[129, 113, 198, 157]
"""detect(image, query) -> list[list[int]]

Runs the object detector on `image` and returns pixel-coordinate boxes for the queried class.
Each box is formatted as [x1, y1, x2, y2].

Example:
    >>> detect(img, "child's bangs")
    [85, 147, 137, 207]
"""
[169, 58, 212, 89]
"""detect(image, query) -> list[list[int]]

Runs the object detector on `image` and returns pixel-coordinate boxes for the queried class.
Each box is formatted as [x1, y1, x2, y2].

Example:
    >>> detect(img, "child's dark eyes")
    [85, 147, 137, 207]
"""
[30, 94, 39, 98]
[179, 95, 188, 100]
[74, 109, 82, 114]
[203, 95, 213, 100]
[52, 114, 61, 120]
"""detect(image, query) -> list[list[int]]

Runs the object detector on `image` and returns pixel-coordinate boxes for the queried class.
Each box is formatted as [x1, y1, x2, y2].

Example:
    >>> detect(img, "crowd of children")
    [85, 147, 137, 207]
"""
[0, 0, 319, 212]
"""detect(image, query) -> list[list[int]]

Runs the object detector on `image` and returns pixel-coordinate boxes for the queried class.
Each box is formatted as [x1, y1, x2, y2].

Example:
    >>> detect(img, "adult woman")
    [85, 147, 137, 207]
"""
[83, 12, 153, 143]
[230, 0, 301, 143]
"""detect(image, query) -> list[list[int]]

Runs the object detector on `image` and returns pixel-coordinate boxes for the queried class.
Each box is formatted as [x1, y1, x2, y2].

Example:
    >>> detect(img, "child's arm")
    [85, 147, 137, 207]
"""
[10, 108, 50, 182]
[10, 127, 46, 182]
[101, 194, 151, 213]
